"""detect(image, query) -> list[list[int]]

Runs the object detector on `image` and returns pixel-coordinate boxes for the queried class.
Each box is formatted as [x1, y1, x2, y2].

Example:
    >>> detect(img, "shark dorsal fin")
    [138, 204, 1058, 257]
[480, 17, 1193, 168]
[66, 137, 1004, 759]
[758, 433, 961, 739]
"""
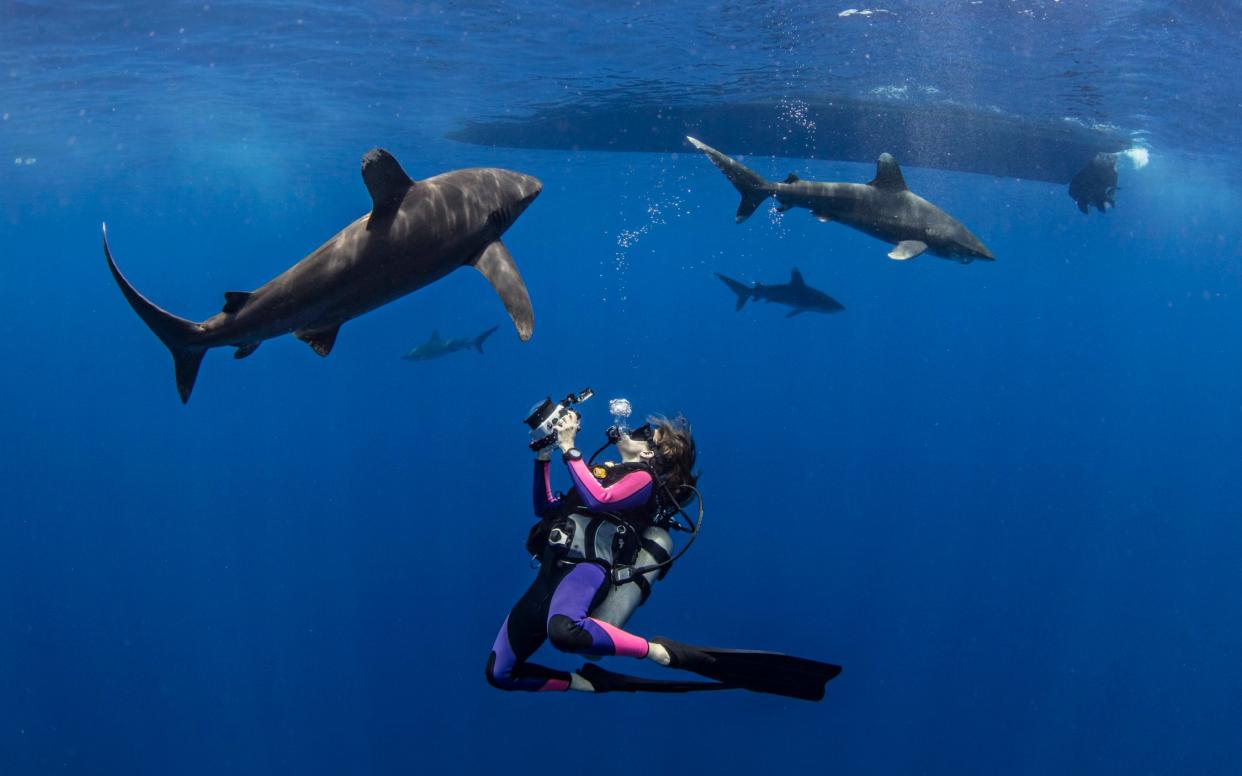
[790, 268, 806, 286]
[361, 148, 414, 229]
[868, 153, 908, 192]
[222, 291, 252, 314]
[430, 330, 442, 342]
[783, 172, 800, 184]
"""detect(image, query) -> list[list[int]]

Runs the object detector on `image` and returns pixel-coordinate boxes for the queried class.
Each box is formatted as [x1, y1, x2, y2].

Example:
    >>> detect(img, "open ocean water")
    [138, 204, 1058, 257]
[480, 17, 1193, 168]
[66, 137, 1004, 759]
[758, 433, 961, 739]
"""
[2, 2, 1241, 774]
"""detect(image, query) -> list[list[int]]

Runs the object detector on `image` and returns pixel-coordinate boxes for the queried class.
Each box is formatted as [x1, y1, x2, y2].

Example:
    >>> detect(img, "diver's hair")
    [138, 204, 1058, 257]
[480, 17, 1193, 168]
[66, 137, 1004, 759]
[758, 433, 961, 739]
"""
[648, 414, 699, 506]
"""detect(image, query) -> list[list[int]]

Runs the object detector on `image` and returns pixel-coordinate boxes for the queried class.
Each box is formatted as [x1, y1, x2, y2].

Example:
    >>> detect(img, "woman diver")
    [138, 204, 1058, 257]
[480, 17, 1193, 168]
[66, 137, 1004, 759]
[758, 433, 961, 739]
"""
[485, 404, 841, 700]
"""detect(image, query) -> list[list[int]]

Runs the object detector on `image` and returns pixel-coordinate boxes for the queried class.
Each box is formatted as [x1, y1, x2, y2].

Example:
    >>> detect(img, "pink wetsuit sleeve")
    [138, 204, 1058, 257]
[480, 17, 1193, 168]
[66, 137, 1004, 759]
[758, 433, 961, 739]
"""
[565, 458, 653, 510]
[533, 459, 560, 517]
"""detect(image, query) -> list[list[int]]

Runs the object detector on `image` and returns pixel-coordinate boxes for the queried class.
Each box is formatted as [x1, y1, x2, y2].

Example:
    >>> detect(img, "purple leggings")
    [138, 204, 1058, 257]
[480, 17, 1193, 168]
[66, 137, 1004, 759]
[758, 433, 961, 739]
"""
[486, 562, 650, 692]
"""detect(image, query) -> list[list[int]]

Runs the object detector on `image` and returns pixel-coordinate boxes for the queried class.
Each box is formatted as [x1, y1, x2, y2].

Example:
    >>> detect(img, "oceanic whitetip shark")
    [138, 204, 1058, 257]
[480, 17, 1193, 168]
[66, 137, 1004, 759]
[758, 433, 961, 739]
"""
[103, 148, 542, 402]
[401, 325, 499, 362]
[715, 268, 844, 317]
[686, 136, 994, 264]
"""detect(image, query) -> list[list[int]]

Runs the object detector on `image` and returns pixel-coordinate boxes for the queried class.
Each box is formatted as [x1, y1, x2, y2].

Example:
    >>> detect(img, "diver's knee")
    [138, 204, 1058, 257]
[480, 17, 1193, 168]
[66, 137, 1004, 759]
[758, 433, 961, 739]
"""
[547, 614, 593, 653]
[485, 651, 512, 691]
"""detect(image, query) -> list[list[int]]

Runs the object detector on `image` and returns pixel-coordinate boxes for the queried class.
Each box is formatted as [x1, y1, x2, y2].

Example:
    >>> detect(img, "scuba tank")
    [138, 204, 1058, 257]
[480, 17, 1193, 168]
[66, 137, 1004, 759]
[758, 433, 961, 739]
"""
[589, 525, 674, 629]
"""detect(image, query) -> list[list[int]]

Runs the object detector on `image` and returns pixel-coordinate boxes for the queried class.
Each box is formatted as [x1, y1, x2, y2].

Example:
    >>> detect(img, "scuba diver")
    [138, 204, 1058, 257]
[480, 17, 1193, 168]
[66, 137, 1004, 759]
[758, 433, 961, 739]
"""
[485, 393, 842, 701]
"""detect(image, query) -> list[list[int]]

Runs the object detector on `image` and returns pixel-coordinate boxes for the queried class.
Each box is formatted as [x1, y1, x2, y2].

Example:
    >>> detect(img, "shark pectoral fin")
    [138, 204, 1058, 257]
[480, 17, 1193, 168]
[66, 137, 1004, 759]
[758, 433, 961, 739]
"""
[222, 291, 252, 314]
[471, 240, 533, 341]
[233, 342, 261, 359]
[295, 324, 342, 357]
[785, 308, 806, 318]
[361, 148, 415, 229]
[888, 240, 927, 261]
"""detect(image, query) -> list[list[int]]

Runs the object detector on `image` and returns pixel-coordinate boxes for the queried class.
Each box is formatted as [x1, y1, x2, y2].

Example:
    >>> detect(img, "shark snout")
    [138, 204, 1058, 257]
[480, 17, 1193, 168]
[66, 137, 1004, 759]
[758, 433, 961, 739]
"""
[520, 173, 543, 200]
[973, 242, 995, 261]
[956, 232, 995, 261]
[517, 176, 542, 216]
[505, 172, 543, 217]
[481, 170, 542, 234]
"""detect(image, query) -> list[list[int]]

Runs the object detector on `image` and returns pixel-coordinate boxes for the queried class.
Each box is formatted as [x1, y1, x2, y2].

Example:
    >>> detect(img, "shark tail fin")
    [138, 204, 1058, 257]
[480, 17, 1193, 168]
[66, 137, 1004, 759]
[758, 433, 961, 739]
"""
[686, 137, 773, 223]
[715, 272, 751, 311]
[475, 325, 500, 353]
[103, 224, 208, 403]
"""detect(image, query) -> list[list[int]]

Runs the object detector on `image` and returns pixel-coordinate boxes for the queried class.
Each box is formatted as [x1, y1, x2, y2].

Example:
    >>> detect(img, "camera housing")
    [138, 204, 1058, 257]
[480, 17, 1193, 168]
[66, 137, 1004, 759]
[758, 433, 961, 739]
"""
[525, 388, 594, 451]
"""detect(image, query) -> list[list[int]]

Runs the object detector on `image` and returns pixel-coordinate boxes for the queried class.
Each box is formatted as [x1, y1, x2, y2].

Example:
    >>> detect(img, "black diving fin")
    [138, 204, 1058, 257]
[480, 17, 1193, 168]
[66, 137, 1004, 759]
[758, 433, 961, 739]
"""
[577, 663, 732, 694]
[651, 637, 842, 702]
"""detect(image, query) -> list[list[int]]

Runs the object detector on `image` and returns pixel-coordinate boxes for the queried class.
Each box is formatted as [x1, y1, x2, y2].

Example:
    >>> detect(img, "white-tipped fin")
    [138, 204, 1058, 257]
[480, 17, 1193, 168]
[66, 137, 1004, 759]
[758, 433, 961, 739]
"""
[888, 240, 927, 261]
[685, 136, 773, 223]
[869, 153, 908, 191]
[295, 323, 342, 357]
[472, 240, 534, 341]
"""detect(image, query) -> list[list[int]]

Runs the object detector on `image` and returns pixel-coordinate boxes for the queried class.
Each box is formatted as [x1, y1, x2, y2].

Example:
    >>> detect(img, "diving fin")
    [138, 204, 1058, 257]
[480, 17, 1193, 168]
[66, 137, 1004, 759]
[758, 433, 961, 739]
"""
[652, 637, 841, 702]
[576, 663, 731, 695]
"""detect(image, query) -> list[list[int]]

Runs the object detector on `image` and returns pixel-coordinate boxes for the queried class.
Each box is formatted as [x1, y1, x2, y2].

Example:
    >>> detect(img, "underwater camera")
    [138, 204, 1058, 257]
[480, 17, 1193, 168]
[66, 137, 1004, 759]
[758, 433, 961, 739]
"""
[525, 388, 594, 451]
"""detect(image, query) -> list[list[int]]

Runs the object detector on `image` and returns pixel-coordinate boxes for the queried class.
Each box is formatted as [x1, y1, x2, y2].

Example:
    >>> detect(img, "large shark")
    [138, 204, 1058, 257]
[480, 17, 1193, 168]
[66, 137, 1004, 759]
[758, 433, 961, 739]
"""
[103, 148, 542, 402]
[686, 136, 994, 264]
[401, 325, 499, 362]
[716, 268, 844, 317]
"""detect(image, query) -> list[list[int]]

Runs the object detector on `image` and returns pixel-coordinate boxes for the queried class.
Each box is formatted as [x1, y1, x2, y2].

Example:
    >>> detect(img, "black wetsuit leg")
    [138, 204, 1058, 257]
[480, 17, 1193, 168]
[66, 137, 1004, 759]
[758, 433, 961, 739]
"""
[485, 562, 573, 692]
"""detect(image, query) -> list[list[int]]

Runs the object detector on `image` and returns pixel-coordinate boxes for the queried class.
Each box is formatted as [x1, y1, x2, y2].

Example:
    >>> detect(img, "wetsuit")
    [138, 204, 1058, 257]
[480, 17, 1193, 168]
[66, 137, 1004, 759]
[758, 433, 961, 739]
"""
[486, 453, 658, 692]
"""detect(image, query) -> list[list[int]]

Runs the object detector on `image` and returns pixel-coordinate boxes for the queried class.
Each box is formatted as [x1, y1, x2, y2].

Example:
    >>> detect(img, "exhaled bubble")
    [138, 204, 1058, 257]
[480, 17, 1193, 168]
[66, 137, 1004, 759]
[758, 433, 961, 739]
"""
[606, 171, 703, 306]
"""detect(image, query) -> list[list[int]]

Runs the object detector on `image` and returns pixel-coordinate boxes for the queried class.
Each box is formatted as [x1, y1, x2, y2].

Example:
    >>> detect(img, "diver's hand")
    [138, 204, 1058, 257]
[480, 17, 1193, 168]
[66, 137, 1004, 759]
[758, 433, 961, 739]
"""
[556, 411, 580, 453]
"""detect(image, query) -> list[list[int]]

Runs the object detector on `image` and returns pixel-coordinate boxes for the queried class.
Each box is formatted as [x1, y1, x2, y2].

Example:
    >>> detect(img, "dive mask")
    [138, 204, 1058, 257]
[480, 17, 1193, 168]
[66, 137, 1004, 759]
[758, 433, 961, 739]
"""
[627, 423, 656, 443]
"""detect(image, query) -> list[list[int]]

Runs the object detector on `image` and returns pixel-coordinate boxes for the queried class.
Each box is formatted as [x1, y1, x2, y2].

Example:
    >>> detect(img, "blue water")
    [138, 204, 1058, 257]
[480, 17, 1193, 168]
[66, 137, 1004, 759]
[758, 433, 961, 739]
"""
[3, 2, 1242, 774]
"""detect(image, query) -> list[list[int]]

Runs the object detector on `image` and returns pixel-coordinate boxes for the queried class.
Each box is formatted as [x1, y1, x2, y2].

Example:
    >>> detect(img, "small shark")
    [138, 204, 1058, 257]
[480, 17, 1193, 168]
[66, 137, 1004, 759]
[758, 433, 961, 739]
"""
[716, 269, 844, 317]
[402, 325, 499, 361]
[1068, 152, 1118, 214]
[686, 136, 994, 264]
[103, 148, 542, 402]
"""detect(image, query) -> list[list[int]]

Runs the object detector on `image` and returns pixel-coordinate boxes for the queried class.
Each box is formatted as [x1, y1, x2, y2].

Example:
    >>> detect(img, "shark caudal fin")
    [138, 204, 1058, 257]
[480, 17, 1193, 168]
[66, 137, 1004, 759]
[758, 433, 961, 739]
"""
[686, 137, 773, 223]
[715, 272, 752, 311]
[102, 224, 208, 403]
[474, 325, 500, 354]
